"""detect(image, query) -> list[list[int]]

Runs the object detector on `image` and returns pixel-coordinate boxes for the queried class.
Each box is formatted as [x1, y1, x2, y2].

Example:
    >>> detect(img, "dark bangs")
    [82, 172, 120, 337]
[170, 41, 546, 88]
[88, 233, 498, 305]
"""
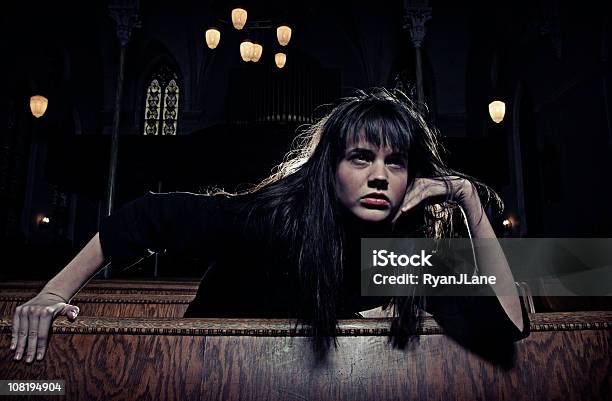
[334, 100, 415, 160]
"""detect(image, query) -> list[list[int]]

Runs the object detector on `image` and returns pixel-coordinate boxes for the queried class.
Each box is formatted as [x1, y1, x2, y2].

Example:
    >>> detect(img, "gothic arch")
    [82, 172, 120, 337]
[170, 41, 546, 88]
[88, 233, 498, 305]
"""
[135, 48, 184, 135]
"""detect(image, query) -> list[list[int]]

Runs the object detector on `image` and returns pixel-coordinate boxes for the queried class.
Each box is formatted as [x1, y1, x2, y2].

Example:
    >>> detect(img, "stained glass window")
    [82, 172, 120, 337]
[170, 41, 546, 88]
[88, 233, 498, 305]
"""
[144, 79, 161, 135]
[143, 66, 179, 135]
[162, 79, 179, 135]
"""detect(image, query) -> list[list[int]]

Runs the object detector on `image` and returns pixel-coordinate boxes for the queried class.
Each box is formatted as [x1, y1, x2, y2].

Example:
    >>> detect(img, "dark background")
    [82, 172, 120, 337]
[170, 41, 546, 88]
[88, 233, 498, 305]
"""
[2, 0, 611, 279]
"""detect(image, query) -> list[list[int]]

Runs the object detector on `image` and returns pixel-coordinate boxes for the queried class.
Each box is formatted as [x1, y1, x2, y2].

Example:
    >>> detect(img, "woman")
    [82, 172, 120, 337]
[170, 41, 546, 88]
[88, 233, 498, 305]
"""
[11, 89, 528, 363]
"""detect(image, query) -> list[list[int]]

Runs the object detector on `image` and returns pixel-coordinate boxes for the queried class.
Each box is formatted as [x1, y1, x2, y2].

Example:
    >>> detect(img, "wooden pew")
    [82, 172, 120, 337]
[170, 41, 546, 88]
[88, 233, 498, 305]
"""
[0, 279, 200, 295]
[0, 292, 194, 318]
[0, 280, 542, 319]
[0, 280, 199, 318]
[1, 312, 611, 401]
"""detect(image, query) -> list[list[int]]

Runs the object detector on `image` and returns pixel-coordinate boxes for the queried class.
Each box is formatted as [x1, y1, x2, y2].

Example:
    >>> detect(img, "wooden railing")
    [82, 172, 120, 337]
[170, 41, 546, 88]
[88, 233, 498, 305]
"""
[1, 313, 611, 401]
[0, 280, 199, 318]
[1, 280, 611, 400]
[0, 279, 200, 294]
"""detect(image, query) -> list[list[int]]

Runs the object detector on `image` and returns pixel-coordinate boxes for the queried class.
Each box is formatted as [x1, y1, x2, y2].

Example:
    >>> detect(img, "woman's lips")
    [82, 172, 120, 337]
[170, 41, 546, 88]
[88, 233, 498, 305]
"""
[360, 197, 390, 207]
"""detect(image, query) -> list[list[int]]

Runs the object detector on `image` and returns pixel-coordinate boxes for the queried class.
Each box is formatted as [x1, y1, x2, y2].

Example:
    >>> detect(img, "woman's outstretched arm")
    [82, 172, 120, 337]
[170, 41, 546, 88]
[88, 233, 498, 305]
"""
[11, 233, 105, 363]
[10, 192, 229, 363]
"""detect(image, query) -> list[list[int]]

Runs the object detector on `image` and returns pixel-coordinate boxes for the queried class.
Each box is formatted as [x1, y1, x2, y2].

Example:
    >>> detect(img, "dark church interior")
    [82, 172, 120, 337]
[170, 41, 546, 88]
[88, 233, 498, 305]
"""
[1, 1, 611, 400]
[3, 0, 612, 275]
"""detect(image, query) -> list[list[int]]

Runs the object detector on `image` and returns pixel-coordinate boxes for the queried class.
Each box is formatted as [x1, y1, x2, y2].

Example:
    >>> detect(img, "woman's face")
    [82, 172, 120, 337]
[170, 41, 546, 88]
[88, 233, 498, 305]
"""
[335, 140, 409, 222]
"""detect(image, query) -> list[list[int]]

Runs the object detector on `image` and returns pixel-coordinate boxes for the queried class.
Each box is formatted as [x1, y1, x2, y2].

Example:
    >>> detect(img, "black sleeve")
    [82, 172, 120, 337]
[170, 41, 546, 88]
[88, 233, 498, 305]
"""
[422, 227, 530, 342]
[99, 192, 235, 265]
[426, 293, 531, 342]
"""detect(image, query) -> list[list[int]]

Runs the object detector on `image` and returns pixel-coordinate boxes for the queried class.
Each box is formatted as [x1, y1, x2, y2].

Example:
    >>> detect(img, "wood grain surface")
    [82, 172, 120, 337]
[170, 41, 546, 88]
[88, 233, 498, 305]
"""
[0, 313, 611, 401]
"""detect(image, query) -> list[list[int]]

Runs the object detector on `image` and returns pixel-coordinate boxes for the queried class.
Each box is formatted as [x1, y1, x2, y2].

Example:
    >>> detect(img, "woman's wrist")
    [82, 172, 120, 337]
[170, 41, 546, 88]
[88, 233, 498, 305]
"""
[455, 180, 499, 238]
[454, 180, 480, 211]
[39, 287, 71, 303]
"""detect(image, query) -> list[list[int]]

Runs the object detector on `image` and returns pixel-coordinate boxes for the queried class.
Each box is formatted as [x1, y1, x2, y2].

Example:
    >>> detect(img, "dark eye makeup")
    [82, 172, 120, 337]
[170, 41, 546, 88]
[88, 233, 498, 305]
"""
[348, 149, 373, 161]
[386, 154, 408, 167]
[345, 148, 407, 168]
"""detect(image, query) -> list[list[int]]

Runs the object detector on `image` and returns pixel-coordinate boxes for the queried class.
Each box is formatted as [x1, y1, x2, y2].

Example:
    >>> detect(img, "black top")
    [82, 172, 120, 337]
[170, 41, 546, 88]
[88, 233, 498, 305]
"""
[99, 192, 530, 340]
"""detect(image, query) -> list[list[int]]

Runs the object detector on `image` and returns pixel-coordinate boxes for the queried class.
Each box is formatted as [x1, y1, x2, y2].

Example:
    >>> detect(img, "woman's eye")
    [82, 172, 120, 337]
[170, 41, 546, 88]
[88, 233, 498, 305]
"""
[386, 158, 406, 168]
[349, 153, 371, 164]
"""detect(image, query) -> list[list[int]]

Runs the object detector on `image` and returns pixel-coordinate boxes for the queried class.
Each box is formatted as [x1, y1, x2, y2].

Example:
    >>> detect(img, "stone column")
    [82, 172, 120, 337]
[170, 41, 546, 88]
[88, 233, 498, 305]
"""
[403, 1, 431, 109]
[105, 0, 140, 277]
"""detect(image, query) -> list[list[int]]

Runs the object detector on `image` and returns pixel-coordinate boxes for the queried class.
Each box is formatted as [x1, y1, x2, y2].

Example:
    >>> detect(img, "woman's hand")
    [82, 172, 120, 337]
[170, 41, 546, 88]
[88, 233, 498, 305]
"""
[11, 292, 80, 363]
[392, 176, 478, 223]
[9, 233, 105, 363]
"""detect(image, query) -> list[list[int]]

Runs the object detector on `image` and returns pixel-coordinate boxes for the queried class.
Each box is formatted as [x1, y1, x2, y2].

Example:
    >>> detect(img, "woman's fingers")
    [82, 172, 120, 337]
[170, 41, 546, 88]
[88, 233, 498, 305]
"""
[401, 179, 429, 212]
[27, 304, 78, 362]
[13, 307, 30, 360]
[59, 304, 80, 321]
[10, 302, 78, 362]
[393, 177, 471, 225]
[392, 207, 403, 224]
[25, 310, 41, 363]
[392, 182, 422, 223]
[402, 178, 459, 210]
[401, 191, 424, 212]
[10, 308, 21, 351]
[394, 177, 463, 224]
[35, 307, 55, 361]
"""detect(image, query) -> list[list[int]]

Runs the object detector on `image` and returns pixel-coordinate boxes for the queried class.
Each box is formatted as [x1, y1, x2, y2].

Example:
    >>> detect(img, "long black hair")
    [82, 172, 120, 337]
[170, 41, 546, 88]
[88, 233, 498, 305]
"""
[217, 88, 502, 352]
